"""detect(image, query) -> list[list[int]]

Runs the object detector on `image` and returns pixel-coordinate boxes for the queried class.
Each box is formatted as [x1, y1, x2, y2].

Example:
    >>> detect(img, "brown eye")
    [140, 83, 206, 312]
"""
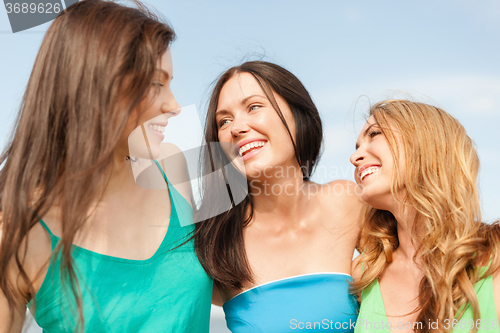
[369, 131, 381, 138]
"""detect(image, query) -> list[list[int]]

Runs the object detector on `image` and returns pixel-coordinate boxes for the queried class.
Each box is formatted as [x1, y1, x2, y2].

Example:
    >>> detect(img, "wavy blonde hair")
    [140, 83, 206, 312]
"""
[352, 100, 500, 333]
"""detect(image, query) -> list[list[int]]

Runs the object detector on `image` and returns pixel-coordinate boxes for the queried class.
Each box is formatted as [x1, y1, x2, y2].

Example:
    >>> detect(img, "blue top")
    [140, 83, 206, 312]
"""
[223, 273, 359, 332]
[28, 161, 213, 332]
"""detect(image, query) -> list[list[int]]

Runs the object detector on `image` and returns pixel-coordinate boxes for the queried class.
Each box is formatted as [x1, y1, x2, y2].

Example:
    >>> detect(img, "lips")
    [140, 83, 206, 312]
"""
[236, 139, 268, 161]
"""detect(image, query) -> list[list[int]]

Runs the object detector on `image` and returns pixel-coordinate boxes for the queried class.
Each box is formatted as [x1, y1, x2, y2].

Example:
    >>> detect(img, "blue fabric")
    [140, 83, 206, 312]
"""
[223, 273, 359, 332]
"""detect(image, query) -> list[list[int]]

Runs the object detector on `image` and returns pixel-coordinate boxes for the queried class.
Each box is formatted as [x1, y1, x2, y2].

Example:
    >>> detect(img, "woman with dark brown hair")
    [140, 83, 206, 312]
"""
[195, 61, 362, 332]
[0, 1, 212, 332]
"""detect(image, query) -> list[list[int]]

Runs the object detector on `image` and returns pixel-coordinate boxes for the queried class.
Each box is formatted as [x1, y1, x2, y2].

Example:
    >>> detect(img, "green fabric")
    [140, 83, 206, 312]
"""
[355, 269, 498, 332]
[28, 164, 213, 332]
[452, 267, 498, 333]
[355, 279, 391, 333]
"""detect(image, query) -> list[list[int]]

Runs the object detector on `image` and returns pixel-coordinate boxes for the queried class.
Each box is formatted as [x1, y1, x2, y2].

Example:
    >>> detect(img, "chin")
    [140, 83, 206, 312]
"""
[129, 144, 161, 160]
[359, 188, 391, 210]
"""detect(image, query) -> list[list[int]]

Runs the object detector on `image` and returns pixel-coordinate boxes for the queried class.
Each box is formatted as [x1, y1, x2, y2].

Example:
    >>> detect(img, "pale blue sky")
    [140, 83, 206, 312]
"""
[1, 0, 499, 221]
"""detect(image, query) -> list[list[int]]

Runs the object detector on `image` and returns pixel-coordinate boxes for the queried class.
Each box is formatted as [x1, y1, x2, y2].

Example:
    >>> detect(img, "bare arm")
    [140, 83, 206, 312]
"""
[0, 289, 26, 333]
[493, 253, 500, 321]
[322, 179, 364, 240]
[351, 255, 363, 282]
[212, 284, 224, 307]
[0, 224, 26, 333]
[0, 221, 51, 333]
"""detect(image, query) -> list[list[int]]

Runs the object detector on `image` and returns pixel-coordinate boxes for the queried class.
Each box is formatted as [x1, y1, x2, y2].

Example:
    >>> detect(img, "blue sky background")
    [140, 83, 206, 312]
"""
[1, 0, 499, 225]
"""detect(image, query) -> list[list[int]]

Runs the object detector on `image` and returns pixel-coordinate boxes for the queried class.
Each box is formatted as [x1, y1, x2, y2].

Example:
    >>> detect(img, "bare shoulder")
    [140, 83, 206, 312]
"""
[317, 180, 365, 228]
[0, 213, 52, 331]
[157, 143, 193, 204]
[351, 253, 363, 282]
[17, 220, 52, 293]
[319, 179, 362, 204]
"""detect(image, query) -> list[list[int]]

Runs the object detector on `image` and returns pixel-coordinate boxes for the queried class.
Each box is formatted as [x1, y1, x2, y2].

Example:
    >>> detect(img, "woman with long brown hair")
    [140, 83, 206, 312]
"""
[351, 100, 500, 332]
[195, 61, 363, 332]
[0, 1, 212, 332]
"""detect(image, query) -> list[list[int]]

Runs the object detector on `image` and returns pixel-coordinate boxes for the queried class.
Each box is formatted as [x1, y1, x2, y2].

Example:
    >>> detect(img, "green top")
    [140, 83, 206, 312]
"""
[28, 161, 213, 332]
[355, 268, 498, 332]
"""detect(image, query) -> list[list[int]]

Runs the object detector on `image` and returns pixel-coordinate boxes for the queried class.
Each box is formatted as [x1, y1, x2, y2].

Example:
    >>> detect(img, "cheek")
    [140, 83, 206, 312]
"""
[256, 112, 293, 142]
[354, 173, 361, 186]
[127, 126, 149, 158]
[217, 128, 229, 142]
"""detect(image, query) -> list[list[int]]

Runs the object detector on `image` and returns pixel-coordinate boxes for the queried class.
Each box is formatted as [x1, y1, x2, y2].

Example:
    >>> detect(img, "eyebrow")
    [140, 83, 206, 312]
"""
[215, 109, 230, 117]
[157, 69, 172, 81]
[241, 94, 265, 104]
[355, 123, 377, 150]
[215, 94, 266, 116]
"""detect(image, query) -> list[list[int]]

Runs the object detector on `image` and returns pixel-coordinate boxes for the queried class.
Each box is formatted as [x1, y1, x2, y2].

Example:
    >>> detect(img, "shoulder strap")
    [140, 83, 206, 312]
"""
[153, 159, 194, 228]
[154, 160, 169, 184]
[38, 219, 54, 236]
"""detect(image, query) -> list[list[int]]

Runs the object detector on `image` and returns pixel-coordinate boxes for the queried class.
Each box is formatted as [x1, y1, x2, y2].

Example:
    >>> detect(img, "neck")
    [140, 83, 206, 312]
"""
[392, 204, 420, 262]
[249, 165, 308, 229]
[102, 154, 140, 199]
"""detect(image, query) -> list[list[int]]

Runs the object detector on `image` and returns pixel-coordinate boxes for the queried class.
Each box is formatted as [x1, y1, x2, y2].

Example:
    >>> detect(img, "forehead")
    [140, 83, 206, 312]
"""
[363, 115, 376, 128]
[159, 48, 173, 75]
[358, 116, 377, 137]
[218, 72, 264, 105]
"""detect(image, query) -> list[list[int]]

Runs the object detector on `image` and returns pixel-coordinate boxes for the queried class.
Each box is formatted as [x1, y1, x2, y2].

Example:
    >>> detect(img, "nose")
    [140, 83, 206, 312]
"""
[350, 149, 364, 167]
[230, 116, 250, 138]
[161, 90, 181, 116]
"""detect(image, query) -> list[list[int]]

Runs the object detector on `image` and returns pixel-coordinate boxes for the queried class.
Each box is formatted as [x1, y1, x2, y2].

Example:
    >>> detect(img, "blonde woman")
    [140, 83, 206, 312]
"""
[350, 100, 500, 332]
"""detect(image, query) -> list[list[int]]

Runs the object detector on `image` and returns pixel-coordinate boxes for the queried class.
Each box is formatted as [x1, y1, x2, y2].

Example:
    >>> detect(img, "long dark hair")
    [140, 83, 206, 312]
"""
[0, 0, 175, 330]
[195, 61, 323, 290]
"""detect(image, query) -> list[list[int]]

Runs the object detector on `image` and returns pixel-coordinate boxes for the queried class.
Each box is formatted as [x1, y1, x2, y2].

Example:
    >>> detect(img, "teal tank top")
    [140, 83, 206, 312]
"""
[355, 267, 499, 332]
[223, 273, 359, 332]
[28, 161, 213, 332]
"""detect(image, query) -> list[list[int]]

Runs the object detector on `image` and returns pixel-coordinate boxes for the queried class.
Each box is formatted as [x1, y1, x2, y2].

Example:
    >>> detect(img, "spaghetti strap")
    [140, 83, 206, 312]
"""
[38, 219, 54, 236]
[38, 218, 56, 238]
[154, 160, 169, 184]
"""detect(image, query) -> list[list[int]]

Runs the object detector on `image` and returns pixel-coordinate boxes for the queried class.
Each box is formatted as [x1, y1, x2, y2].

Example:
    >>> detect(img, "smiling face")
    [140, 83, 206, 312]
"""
[125, 49, 181, 160]
[350, 115, 405, 211]
[215, 72, 297, 179]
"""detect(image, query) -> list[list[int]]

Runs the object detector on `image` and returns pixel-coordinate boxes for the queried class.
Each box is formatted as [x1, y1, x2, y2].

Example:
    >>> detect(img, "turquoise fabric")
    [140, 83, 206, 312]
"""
[223, 273, 359, 332]
[28, 162, 213, 332]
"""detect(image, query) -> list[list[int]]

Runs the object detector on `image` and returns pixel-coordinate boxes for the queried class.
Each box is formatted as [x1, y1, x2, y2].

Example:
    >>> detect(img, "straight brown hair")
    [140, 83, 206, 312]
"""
[0, 0, 175, 330]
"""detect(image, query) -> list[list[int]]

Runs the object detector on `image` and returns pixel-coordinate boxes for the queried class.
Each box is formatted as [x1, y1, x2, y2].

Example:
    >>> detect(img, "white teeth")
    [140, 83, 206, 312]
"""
[148, 124, 165, 133]
[238, 141, 266, 156]
[360, 166, 380, 181]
